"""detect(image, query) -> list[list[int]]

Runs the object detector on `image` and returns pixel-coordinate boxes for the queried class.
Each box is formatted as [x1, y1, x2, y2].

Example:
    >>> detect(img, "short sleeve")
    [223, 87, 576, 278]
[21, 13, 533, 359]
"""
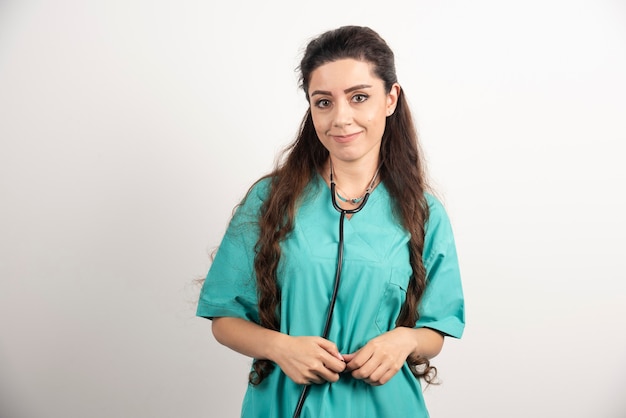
[415, 194, 465, 338]
[195, 179, 271, 323]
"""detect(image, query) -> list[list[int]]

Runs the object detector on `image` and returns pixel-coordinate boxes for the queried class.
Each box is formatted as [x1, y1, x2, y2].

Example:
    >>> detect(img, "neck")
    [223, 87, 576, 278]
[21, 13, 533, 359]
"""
[327, 157, 381, 200]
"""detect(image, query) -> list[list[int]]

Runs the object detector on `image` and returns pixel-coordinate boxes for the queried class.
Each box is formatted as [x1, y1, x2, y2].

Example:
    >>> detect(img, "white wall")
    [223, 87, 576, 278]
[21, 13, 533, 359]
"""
[1, 1, 625, 417]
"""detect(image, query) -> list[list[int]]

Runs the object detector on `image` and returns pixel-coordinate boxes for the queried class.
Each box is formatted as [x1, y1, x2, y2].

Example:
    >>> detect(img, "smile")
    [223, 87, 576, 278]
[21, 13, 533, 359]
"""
[330, 132, 361, 143]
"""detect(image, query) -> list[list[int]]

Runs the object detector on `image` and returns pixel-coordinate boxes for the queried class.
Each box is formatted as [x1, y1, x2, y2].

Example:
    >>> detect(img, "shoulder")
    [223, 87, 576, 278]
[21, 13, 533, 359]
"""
[245, 174, 323, 206]
[242, 176, 273, 206]
[422, 193, 459, 273]
[425, 192, 450, 225]
[236, 174, 323, 219]
[423, 192, 455, 247]
[227, 177, 273, 229]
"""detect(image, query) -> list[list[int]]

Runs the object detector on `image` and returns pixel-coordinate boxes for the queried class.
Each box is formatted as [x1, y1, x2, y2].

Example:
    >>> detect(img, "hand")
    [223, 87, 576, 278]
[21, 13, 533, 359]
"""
[272, 335, 346, 385]
[342, 328, 415, 386]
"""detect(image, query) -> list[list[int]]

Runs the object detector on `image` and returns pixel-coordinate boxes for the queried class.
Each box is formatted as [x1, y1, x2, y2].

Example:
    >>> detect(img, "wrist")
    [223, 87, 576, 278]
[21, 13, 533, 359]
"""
[393, 326, 420, 359]
[264, 329, 289, 363]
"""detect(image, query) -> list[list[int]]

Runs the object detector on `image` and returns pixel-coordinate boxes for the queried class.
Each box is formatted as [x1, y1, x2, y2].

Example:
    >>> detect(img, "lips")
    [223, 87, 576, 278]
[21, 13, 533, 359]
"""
[330, 132, 361, 143]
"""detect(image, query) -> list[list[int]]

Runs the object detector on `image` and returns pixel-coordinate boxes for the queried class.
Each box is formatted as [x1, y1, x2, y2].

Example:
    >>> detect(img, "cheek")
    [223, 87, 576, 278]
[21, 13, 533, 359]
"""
[365, 112, 383, 125]
[311, 112, 325, 132]
[311, 121, 327, 143]
[364, 106, 385, 123]
[312, 122, 325, 138]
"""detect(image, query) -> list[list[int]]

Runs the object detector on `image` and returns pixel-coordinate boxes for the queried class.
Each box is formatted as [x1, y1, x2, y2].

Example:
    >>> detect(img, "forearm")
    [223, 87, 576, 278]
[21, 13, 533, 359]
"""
[211, 316, 286, 361]
[211, 316, 347, 384]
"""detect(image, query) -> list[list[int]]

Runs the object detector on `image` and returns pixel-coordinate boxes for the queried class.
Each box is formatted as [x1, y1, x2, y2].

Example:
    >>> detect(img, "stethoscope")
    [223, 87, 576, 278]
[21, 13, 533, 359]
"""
[291, 169, 374, 418]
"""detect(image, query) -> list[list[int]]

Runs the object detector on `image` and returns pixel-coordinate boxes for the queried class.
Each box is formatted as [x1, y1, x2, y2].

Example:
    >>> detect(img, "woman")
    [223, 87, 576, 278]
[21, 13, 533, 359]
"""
[197, 25, 465, 417]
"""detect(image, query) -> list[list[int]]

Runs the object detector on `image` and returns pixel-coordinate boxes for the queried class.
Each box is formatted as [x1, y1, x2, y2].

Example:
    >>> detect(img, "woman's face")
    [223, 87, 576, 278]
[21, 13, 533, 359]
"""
[308, 58, 399, 167]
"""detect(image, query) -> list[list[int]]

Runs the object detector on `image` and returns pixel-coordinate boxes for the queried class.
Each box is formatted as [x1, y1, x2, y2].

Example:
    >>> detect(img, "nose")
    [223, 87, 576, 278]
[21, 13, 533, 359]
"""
[332, 100, 353, 128]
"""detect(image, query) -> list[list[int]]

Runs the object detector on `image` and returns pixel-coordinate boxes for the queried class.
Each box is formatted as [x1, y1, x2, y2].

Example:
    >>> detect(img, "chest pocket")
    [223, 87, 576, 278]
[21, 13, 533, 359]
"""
[375, 272, 409, 333]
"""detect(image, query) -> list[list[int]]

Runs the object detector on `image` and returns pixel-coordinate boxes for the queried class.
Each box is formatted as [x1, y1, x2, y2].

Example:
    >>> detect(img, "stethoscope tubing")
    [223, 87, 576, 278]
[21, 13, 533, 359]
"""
[292, 183, 371, 418]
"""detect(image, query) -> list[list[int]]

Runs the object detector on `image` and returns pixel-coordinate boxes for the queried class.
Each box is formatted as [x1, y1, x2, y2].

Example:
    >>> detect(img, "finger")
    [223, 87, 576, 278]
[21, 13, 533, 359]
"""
[345, 347, 373, 372]
[321, 353, 346, 373]
[301, 356, 342, 382]
[317, 338, 344, 361]
[350, 352, 381, 380]
[352, 361, 378, 380]
[366, 356, 406, 386]
[312, 367, 340, 383]
[308, 373, 326, 385]
[378, 368, 399, 385]
[341, 353, 355, 363]
[365, 363, 390, 386]
[294, 373, 322, 385]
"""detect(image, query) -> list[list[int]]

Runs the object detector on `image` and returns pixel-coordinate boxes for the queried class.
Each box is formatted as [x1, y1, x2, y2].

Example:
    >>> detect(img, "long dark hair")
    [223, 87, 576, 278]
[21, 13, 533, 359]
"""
[250, 25, 434, 385]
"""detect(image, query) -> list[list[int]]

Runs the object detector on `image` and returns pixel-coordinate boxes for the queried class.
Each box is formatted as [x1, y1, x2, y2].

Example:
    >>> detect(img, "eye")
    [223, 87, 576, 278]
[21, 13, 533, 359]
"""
[352, 93, 369, 103]
[315, 98, 331, 109]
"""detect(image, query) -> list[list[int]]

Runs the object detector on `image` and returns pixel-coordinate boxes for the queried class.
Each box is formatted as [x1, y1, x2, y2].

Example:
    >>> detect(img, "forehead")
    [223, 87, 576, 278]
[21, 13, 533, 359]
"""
[308, 59, 383, 92]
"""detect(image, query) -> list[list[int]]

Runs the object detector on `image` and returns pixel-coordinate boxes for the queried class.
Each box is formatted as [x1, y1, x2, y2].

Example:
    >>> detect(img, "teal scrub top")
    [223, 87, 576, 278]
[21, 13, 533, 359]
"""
[197, 176, 465, 418]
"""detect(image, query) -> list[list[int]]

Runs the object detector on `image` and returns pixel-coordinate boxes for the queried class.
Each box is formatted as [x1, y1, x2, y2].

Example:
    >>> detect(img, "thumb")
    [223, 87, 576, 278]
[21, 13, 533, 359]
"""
[341, 353, 356, 362]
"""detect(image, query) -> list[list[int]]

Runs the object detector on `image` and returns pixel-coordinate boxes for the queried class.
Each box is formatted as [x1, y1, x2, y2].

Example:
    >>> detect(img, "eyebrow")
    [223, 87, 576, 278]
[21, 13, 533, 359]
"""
[310, 84, 373, 97]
